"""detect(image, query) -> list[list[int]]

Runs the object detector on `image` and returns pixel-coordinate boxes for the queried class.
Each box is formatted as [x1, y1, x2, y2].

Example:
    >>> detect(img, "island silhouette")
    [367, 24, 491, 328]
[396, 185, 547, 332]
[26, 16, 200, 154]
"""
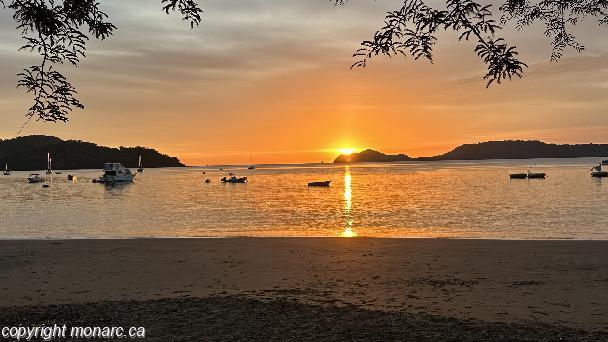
[0, 135, 184, 171]
[334, 140, 608, 163]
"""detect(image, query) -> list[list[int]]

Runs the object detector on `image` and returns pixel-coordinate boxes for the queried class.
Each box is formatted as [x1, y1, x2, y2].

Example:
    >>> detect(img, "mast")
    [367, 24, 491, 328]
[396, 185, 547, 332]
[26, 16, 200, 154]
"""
[138, 154, 142, 168]
[47, 153, 52, 173]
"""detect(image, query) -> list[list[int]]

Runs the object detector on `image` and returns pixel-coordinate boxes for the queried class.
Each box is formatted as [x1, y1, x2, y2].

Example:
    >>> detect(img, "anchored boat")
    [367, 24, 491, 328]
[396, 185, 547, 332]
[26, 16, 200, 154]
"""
[221, 174, 248, 183]
[3, 162, 11, 176]
[308, 180, 331, 187]
[27, 173, 45, 183]
[46, 153, 53, 175]
[137, 154, 144, 172]
[509, 172, 527, 179]
[527, 171, 547, 179]
[95, 163, 136, 183]
[591, 163, 608, 178]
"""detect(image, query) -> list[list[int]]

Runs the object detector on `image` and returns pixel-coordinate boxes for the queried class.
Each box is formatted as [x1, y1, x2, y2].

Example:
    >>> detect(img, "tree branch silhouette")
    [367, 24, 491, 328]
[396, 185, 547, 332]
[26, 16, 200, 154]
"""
[1, 0, 203, 125]
[2, 1, 607, 125]
[345, 0, 608, 87]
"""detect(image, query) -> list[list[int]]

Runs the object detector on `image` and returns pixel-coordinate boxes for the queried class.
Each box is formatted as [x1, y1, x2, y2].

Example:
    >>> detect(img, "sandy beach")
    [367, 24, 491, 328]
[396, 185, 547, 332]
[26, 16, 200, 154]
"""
[1, 238, 607, 340]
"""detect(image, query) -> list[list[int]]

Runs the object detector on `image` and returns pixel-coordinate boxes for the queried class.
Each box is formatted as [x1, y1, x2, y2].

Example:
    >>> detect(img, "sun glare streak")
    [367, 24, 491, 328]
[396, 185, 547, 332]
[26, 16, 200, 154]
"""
[344, 171, 352, 212]
[339, 167, 358, 238]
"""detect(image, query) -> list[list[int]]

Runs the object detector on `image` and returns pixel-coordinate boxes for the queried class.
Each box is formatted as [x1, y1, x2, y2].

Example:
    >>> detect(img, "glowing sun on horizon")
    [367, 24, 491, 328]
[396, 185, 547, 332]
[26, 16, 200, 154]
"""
[338, 148, 355, 155]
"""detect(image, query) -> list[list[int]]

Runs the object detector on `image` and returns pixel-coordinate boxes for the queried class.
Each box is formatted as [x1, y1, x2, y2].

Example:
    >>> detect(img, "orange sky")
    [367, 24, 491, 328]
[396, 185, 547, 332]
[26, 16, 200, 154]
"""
[1, 1, 607, 165]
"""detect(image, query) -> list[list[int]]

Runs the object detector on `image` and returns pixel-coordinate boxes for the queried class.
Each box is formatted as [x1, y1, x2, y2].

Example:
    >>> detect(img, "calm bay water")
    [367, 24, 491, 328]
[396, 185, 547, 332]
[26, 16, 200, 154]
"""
[2, 158, 608, 239]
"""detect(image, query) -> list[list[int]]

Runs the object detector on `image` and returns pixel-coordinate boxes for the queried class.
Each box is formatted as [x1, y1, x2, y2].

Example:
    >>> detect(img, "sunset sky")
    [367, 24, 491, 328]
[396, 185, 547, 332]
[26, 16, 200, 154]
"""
[0, 1, 607, 165]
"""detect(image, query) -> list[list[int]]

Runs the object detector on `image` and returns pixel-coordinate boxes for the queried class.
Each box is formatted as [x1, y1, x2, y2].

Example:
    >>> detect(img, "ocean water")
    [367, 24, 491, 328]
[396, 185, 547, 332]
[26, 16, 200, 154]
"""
[1, 158, 608, 239]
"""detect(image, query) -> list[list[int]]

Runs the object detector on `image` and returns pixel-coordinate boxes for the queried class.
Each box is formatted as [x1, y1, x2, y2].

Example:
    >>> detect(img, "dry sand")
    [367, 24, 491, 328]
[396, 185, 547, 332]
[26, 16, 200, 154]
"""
[0, 238, 607, 340]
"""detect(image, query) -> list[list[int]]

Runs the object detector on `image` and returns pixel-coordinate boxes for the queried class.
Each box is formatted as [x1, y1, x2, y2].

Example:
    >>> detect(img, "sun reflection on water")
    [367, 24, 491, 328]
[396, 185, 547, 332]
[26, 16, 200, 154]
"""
[339, 167, 358, 237]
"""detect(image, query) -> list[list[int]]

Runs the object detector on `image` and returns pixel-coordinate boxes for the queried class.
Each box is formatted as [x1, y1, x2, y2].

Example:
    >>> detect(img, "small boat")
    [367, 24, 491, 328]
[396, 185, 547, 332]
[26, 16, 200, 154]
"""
[591, 164, 608, 178]
[27, 173, 45, 183]
[96, 163, 136, 183]
[509, 173, 527, 179]
[55, 171, 62, 175]
[526, 164, 546, 179]
[248, 165, 256, 170]
[308, 180, 331, 187]
[46, 153, 53, 175]
[221, 174, 248, 183]
[527, 171, 546, 179]
[42, 184, 50, 188]
[3, 163, 11, 175]
[205, 179, 211, 183]
[67, 174, 78, 181]
[137, 154, 144, 172]
[602, 159, 608, 166]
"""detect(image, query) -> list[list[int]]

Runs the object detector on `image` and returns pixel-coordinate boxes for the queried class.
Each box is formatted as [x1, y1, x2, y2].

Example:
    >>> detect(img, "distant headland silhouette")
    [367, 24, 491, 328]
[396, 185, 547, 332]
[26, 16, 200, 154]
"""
[0, 135, 184, 171]
[334, 140, 608, 163]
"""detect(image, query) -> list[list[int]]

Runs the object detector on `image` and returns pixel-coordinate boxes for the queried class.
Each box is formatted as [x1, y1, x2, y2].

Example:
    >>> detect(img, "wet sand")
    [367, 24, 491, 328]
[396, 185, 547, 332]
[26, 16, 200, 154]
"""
[1, 238, 607, 340]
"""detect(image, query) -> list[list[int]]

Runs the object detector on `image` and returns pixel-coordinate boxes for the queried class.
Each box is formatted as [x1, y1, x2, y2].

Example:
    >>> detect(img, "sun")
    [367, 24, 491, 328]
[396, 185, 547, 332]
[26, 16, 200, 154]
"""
[338, 227, 358, 238]
[338, 148, 355, 155]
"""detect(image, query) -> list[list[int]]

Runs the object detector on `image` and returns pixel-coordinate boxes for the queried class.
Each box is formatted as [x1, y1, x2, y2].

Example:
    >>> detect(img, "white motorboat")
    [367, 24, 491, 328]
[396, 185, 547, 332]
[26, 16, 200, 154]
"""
[95, 163, 136, 183]
[27, 173, 45, 183]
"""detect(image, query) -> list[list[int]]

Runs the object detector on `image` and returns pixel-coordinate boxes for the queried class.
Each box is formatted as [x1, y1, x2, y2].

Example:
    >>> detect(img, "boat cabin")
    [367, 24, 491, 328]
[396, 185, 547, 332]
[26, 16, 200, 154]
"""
[103, 163, 132, 175]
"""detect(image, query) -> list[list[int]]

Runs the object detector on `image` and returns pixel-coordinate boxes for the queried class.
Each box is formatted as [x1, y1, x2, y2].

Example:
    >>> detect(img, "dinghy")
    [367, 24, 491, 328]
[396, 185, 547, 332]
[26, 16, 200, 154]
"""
[528, 171, 547, 179]
[526, 164, 546, 179]
[509, 173, 527, 179]
[308, 180, 331, 187]
[527, 171, 546, 179]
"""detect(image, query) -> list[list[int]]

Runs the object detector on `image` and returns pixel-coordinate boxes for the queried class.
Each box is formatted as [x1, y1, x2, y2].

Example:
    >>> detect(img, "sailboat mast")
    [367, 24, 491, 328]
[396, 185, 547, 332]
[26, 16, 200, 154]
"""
[138, 154, 142, 168]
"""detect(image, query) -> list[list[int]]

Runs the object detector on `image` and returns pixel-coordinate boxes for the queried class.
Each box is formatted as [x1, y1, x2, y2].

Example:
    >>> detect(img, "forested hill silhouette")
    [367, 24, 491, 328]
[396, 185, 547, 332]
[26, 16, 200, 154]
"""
[334, 141, 608, 163]
[334, 149, 412, 163]
[0, 135, 184, 171]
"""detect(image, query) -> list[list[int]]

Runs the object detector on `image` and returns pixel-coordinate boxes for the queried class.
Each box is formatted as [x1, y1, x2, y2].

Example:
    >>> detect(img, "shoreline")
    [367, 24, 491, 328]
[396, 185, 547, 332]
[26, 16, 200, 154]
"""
[2, 236, 608, 241]
[1, 238, 607, 334]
